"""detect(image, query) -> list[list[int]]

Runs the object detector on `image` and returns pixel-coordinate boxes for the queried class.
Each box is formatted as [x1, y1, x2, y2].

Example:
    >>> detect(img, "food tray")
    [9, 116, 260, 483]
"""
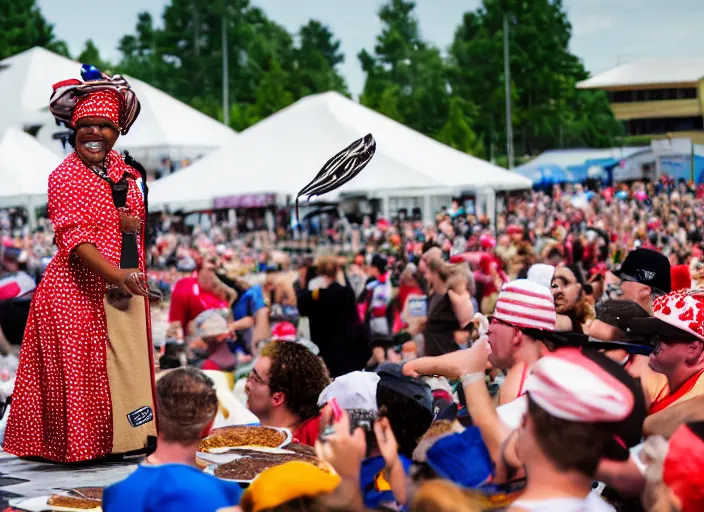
[9, 496, 103, 512]
[204, 464, 253, 484]
[200, 425, 292, 452]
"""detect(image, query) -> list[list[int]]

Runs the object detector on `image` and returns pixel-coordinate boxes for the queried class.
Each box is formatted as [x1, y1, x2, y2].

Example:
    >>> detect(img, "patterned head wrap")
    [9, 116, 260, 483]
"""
[49, 65, 140, 136]
[71, 89, 123, 130]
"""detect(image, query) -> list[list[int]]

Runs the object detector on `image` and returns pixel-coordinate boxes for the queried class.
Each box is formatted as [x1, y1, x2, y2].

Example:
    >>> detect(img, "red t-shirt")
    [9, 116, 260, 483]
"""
[200, 359, 221, 371]
[168, 277, 229, 335]
[292, 415, 322, 447]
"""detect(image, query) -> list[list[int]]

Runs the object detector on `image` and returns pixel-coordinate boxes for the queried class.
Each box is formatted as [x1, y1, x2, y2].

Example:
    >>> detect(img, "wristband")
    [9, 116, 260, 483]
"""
[461, 372, 485, 387]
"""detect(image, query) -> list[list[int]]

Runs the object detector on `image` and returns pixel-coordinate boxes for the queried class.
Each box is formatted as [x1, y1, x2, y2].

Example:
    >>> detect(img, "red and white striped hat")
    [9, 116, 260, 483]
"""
[526, 348, 634, 423]
[493, 279, 557, 331]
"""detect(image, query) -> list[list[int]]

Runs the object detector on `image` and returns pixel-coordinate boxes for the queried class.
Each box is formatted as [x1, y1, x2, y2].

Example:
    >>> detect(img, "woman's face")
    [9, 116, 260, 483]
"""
[74, 116, 119, 165]
[551, 267, 582, 314]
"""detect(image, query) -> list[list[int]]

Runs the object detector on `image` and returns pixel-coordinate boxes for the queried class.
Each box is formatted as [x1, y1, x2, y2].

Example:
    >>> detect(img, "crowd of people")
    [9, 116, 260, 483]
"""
[2, 174, 704, 511]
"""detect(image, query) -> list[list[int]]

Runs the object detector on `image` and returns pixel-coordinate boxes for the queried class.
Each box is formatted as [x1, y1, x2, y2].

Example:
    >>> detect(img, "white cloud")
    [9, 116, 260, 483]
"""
[572, 14, 615, 37]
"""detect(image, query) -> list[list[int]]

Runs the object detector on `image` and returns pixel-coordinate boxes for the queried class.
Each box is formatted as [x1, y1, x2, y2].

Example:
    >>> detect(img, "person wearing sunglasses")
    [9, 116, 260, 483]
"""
[611, 248, 671, 314]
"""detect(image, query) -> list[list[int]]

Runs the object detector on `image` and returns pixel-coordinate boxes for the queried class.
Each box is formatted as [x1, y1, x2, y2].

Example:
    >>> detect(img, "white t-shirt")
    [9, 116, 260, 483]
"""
[511, 492, 615, 512]
[497, 394, 528, 429]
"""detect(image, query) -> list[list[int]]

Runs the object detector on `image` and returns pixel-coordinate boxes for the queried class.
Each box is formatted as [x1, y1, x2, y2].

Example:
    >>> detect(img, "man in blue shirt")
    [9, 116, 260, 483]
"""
[103, 368, 242, 512]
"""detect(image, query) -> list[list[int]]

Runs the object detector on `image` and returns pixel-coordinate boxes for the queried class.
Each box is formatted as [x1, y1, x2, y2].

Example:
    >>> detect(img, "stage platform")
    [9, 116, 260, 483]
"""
[0, 449, 139, 510]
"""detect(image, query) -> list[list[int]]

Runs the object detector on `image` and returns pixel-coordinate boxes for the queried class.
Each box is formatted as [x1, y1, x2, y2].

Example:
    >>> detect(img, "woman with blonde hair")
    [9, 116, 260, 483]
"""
[411, 480, 482, 512]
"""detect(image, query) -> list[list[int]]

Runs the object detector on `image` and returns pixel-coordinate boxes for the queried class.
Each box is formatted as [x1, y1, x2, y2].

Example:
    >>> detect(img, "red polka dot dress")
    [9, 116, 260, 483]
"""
[3, 151, 151, 463]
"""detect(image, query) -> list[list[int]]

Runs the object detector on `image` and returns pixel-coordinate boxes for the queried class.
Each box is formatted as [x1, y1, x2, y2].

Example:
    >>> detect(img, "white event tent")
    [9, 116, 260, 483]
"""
[150, 92, 531, 220]
[0, 47, 237, 172]
[0, 128, 61, 226]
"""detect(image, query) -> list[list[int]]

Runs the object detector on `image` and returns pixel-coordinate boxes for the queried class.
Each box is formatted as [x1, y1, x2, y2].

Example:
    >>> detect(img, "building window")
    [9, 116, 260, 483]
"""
[625, 116, 704, 135]
[609, 87, 697, 103]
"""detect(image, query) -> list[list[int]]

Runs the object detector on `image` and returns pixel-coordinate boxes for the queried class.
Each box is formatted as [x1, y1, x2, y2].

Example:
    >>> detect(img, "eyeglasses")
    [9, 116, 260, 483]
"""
[490, 317, 518, 330]
[247, 369, 269, 386]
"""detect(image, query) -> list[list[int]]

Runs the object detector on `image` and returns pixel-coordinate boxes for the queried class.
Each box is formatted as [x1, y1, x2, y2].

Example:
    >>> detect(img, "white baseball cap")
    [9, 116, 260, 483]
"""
[193, 310, 229, 338]
[318, 371, 379, 412]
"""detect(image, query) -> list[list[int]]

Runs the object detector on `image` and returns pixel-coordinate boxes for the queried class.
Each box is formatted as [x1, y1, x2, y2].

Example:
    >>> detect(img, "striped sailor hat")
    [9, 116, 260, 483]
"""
[492, 279, 557, 332]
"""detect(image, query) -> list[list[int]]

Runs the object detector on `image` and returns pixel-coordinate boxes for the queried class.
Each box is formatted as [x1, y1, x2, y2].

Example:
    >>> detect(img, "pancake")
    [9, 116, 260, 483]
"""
[212, 451, 327, 481]
[200, 426, 287, 452]
[47, 488, 103, 511]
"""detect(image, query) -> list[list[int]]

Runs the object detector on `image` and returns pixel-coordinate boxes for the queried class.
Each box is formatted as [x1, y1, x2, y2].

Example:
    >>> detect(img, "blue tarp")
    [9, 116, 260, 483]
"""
[514, 164, 577, 186]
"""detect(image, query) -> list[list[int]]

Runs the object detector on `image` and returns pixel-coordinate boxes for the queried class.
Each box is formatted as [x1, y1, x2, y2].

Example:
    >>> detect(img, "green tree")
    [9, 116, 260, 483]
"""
[116, 0, 349, 130]
[436, 97, 486, 158]
[77, 39, 112, 72]
[248, 59, 295, 124]
[359, 0, 453, 138]
[448, 0, 622, 157]
[0, 0, 69, 60]
[292, 20, 348, 97]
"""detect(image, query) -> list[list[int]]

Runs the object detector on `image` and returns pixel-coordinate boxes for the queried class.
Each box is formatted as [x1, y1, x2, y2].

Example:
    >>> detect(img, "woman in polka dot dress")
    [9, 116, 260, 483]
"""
[3, 71, 158, 463]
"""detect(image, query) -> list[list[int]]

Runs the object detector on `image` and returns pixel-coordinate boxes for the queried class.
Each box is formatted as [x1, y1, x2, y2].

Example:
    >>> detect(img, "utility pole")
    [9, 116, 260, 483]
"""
[222, 5, 230, 127]
[503, 14, 514, 170]
[192, 0, 199, 57]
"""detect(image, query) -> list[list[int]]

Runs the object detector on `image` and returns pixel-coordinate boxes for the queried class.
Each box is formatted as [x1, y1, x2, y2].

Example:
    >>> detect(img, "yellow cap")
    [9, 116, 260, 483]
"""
[241, 461, 341, 512]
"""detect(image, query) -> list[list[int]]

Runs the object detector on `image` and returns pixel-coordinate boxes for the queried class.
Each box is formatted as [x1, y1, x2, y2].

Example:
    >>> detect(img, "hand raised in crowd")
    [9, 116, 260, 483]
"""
[315, 407, 366, 480]
[374, 417, 399, 469]
[402, 336, 491, 380]
[374, 417, 407, 506]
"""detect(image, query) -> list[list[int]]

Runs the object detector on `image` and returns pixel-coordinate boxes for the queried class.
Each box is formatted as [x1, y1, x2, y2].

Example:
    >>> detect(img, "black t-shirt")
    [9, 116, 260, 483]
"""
[0, 297, 31, 345]
[298, 282, 371, 377]
[423, 292, 460, 357]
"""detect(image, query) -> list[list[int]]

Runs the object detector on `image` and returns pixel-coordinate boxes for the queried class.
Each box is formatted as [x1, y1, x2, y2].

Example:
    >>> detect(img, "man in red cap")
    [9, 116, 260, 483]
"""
[629, 290, 704, 416]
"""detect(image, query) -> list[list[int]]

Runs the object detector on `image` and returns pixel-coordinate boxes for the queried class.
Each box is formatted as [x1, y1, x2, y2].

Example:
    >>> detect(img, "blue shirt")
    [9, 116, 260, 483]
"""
[233, 285, 266, 321]
[360, 455, 412, 509]
[103, 464, 242, 512]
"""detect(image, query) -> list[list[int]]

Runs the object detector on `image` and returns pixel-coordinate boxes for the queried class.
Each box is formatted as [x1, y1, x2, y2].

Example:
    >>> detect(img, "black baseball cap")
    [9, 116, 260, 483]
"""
[371, 254, 388, 274]
[595, 300, 651, 332]
[629, 316, 702, 344]
[376, 363, 433, 415]
[588, 299, 655, 353]
[612, 249, 671, 294]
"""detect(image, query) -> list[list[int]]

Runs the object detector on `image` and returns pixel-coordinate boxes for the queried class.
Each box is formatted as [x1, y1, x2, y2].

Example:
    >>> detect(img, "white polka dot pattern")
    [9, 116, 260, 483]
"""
[2, 151, 148, 463]
[71, 90, 123, 130]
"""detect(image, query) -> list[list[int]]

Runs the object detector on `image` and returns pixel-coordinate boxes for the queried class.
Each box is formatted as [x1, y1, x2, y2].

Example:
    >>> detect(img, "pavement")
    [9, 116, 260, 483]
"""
[0, 449, 140, 510]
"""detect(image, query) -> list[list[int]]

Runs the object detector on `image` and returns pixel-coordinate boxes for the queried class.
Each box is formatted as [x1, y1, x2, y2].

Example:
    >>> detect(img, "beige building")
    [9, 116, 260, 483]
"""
[577, 58, 704, 144]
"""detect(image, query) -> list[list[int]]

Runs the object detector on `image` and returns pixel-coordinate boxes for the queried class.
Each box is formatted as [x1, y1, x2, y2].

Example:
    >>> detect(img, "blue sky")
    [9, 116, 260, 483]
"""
[37, 0, 704, 97]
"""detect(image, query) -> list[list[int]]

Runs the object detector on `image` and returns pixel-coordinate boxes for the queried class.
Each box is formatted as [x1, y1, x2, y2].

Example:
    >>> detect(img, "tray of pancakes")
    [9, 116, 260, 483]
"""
[203, 443, 329, 483]
[196, 425, 292, 468]
[11, 488, 103, 512]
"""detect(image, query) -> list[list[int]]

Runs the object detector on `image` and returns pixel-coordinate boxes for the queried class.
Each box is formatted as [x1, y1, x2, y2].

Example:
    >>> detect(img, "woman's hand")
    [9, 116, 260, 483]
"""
[117, 268, 152, 297]
[374, 417, 400, 470]
[374, 417, 407, 505]
[315, 408, 366, 480]
[119, 211, 141, 234]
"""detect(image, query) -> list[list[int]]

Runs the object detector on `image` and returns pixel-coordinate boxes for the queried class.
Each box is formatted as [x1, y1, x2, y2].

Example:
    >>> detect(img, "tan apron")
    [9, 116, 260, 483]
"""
[104, 295, 157, 454]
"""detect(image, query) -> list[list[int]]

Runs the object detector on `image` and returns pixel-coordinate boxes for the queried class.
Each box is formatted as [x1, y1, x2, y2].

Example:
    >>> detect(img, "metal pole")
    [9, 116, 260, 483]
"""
[503, 14, 514, 170]
[222, 10, 230, 126]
